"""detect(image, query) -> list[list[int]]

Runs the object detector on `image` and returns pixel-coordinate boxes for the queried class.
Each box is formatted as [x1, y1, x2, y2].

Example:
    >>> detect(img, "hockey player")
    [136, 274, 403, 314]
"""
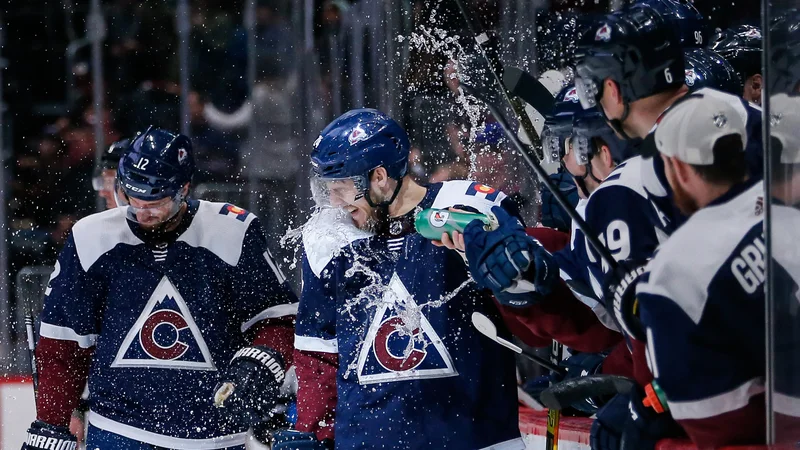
[283, 108, 530, 450]
[22, 127, 298, 450]
[710, 25, 763, 104]
[540, 85, 636, 330]
[91, 138, 129, 209]
[633, 95, 765, 447]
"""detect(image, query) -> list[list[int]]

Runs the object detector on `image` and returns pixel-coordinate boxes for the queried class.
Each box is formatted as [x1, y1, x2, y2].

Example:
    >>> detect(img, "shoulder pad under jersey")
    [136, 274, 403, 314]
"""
[71, 207, 143, 272]
[177, 200, 257, 267]
[592, 156, 650, 200]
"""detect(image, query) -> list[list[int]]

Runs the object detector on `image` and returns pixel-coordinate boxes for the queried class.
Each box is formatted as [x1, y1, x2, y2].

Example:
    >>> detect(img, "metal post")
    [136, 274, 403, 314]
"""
[761, 0, 774, 442]
[88, 0, 106, 162]
[245, 0, 258, 211]
[0, 7, 10, 369]
[176, 0, 191, 137]
[349, 3, 365, 107]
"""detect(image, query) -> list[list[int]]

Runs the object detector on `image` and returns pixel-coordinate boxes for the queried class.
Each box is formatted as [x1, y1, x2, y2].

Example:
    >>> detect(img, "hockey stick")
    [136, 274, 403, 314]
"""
[452, 0, 544, 160]
[539, 374, 636, 411]
[503, 67, 557, 118]
[546, 340, 564, 450]
[24, 305, 39, 402]
[471, 312, 566, 375]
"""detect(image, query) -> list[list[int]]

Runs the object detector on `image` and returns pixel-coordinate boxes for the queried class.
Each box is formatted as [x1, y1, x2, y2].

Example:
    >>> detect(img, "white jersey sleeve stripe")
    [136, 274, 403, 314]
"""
[263, 250, 287, 284]
[294, 335, 338, 353]
[39, 322, 98, 349]
[88, 412, 246, 449]
[667, 377, 765, 420]
[240, 303, 299, 332]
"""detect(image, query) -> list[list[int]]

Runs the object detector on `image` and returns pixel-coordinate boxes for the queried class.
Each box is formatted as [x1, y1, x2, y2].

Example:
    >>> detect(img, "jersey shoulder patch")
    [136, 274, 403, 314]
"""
[72, 207, 143, 272]
[431, 180, 507, 214]
[177, 200, 256, 267]
[302, 207, 372, 277]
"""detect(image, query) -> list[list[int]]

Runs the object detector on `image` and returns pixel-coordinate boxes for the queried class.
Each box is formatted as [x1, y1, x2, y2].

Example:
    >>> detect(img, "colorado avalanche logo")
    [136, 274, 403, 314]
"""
[348, 125, 369, 145]
[356, 273, 457, 384]
[685, 69, 698, 86]
[373, 317, 427, 372]
[564, 87, 580, 103]
[112, 277, 215, 370]
[177, 148, 188, 164]
[595, 24, 612, 42]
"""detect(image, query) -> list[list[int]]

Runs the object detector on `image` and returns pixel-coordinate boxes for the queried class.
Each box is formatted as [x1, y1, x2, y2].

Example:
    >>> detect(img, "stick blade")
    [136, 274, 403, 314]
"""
[503, 67, 556, 117]
[471, 312, 498, 340]
[540, 375, 636, 410]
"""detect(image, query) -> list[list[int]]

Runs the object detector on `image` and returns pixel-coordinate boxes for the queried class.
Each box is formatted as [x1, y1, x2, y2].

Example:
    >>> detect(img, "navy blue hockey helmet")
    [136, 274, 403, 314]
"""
[683, 48, 744, 96]
[101, 138, 129, 170]
[311, 108, 410, 207]
[634, 0, 710, 48]
[709, 25, 762, 82]
[92, 138, 130, 192]
[574, 5, 686, 112]
[542, 85, 585, 165]
[572, 111, 633, 166]
[117, 126, 195, 202]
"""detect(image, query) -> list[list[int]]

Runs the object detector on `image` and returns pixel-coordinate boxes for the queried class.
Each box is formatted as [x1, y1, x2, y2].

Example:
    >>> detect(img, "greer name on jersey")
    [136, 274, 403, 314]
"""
[296, 180, 523, 450]
[39, 200, 296, 449]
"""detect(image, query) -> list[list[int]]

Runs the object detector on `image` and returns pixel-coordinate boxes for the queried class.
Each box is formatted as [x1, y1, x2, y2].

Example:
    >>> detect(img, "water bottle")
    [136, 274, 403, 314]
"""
[414, 208, 498, 241]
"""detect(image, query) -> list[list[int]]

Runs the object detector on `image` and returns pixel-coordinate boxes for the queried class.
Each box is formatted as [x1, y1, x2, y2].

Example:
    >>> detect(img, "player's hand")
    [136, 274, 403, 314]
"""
[591, 384, 681, 450]
[22, 420, 77, 450]
[463, 206, 558, 306]
[272, 430, 334, 450]
[213, 346, 286, 428]
[602, 259, 649, 341]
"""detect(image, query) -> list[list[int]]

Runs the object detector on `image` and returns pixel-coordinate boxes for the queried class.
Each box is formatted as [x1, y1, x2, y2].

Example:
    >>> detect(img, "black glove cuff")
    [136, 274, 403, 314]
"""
[24, 421, 77, 450]
[230, 345, 286, 385]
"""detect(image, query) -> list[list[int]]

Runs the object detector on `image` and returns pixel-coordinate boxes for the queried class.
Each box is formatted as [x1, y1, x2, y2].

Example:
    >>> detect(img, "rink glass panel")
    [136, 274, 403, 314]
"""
[765, 0, 800, 443]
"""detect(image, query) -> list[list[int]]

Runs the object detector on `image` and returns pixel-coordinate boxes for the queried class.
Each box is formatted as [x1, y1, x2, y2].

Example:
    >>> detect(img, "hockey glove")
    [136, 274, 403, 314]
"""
[591, 383, 681, 450]
[272, 430, 334, 450]
[214, 346, 285, 427]
[22, 420, 77, 450]
[464, 206, 558, 307]
[602, 259, 649, 341]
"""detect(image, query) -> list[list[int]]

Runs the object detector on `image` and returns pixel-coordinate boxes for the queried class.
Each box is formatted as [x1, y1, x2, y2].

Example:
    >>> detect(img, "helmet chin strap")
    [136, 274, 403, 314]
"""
[605, 102, 632, 141]
[364, 177, 404, 210]
[562, 155, 603, 199]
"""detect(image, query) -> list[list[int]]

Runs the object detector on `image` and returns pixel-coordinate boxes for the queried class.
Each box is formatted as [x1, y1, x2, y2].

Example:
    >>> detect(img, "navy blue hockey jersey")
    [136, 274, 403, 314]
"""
[556, 156, 674, 310]
[295, 181, 523, 450]
[552, 199, 617, 330]
[636, 180, 765, 430]
[39, 200, 297, 449]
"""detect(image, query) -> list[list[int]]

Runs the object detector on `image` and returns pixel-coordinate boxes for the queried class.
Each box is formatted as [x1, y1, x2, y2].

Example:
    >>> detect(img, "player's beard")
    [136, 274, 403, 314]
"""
[667, 173, 699, 216]
[671, 182, 699, 216]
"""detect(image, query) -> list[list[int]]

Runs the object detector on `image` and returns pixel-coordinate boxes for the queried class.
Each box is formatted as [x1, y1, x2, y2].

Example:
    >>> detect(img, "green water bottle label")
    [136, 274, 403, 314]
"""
[414, 208, 497, 241]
